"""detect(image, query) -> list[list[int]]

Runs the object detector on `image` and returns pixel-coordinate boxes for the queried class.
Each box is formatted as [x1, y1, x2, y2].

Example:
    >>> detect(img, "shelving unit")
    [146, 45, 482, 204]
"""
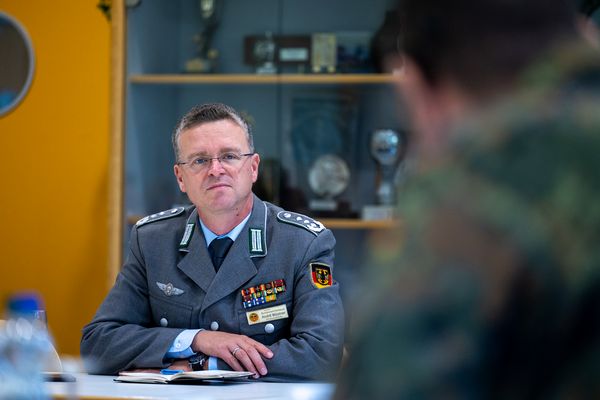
[109, 0, 403, 279]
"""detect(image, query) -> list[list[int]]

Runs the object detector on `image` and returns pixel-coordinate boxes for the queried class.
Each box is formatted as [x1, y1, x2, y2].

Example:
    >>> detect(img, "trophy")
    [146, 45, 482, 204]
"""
[185, 0, 220, 73]
[308, 154, 351, 215]
[362, 129, 404, 220]
[253, 31, 277, 74]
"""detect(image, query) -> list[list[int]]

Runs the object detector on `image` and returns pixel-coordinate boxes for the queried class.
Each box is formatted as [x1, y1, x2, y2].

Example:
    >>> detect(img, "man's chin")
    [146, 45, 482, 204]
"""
[205, 194, 235, 212]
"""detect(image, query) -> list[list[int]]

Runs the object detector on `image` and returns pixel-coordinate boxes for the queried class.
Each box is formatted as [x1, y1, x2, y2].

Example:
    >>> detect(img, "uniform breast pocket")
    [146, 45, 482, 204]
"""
[149, 293, 193, 328]
[238, 302, 292, 346]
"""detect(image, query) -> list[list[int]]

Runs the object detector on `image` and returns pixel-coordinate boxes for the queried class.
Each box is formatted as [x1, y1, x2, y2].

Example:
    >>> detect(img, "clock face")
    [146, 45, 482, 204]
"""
[308, 154, 351, 198]
[0, 12, 35, 117]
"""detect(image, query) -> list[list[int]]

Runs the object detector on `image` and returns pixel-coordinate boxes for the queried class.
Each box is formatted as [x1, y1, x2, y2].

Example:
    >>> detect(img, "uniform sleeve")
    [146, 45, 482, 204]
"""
[80, 227, 186, 374]
[217, 229, 345, 381]
[165, 329, 202, 359]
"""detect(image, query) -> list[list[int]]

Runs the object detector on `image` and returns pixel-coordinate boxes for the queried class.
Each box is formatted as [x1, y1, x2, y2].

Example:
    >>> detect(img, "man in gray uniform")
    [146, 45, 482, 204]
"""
[81, 103, 344, 381]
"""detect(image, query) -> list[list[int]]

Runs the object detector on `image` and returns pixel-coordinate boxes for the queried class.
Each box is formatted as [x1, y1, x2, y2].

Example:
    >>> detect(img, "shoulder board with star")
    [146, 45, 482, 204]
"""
[135, 207, 185, 227]
[276, 211, 325, 236]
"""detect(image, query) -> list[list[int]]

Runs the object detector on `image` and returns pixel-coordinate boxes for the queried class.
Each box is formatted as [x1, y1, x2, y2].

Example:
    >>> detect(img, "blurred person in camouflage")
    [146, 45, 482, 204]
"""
[578, 0, 600, 47]
[336, 0, 600, 398]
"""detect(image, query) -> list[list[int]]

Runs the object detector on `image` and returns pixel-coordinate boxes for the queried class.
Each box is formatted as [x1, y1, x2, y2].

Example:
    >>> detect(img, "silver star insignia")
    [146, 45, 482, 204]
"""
[156, 282, 184, 296]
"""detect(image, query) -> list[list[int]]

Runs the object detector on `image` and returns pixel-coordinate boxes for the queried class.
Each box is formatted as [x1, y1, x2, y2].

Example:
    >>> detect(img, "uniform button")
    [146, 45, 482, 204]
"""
[264, 323, 274, 334]
[210, 321, 219, 331]
[160, 317, 168, 327]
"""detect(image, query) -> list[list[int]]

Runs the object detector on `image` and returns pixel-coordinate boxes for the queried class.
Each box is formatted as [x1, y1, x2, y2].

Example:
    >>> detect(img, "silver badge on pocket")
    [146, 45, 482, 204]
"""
[156, 282, 184, 296]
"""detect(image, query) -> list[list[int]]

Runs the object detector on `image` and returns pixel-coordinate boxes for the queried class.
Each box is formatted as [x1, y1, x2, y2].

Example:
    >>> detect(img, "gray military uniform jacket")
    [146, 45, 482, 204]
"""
[81, 195, 344, 381]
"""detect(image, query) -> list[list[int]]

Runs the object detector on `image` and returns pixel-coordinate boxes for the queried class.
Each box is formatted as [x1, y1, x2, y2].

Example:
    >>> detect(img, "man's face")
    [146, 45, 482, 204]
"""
[173, 119, 259, 215]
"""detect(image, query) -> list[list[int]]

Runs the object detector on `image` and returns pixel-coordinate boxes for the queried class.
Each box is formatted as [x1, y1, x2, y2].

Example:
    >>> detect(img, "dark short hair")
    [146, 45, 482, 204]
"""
[172, 103, 254, 162]
[579, 0, 600, 16]
[398, 0, 578, 97]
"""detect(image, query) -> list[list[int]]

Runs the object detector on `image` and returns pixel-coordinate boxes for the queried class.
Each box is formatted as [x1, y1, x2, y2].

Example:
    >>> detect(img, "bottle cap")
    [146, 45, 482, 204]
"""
[7, 292, 44, 315]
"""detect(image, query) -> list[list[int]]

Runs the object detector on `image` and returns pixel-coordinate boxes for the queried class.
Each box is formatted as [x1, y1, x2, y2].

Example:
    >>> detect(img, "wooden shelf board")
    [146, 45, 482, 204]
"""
[129, 73, 396, 85]
[126, 215, 398, 230]
[319, 218, 399, 229]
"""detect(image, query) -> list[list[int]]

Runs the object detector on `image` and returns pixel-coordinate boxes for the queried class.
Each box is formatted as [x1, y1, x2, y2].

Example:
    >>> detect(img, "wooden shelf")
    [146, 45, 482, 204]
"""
[127, 215, 398, 230]
[320, 218, 399, 229]
[129, 73, 396, 85]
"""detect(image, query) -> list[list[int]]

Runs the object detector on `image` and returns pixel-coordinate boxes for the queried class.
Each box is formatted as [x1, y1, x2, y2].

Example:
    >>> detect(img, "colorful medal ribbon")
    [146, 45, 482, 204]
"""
[241, 279, 286, 309]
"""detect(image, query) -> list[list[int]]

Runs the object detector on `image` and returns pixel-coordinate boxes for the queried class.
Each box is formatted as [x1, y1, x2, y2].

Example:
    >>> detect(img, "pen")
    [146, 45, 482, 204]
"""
[160, 369, 183, 375]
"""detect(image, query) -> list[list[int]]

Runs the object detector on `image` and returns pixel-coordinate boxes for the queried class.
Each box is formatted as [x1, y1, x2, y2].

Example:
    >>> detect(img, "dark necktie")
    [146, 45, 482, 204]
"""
[208, 237, 233, 272]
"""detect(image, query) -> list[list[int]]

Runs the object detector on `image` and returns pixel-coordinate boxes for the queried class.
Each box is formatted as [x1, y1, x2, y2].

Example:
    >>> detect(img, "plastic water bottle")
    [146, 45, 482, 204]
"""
[0, 292, 52, 399]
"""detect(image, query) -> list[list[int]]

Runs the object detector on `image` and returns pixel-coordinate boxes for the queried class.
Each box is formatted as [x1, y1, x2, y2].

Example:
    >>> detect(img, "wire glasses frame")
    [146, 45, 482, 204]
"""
[177, 152, 254, 173]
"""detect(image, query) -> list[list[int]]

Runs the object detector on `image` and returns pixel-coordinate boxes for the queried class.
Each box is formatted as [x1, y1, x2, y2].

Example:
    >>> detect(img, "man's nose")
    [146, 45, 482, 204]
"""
[206, 157, 226, 174]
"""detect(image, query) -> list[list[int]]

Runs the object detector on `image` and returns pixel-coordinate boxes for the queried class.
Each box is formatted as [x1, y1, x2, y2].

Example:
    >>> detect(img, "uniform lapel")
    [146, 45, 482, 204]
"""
[176, 208, 215, 293]
[201, 196, 267, 311]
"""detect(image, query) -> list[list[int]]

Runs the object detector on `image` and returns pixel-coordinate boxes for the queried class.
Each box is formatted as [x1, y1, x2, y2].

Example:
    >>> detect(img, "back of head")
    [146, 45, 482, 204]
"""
[398, 0, 579, 97]
[579, 0, 600, 16]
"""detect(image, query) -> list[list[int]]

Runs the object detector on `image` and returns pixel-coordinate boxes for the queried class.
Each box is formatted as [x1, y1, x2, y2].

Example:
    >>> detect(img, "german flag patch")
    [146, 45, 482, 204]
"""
[310, 262, 332, 289]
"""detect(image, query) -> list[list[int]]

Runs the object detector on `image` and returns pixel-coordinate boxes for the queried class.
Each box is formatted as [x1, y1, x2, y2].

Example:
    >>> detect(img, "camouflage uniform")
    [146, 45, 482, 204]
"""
[337, 44, 600, 398]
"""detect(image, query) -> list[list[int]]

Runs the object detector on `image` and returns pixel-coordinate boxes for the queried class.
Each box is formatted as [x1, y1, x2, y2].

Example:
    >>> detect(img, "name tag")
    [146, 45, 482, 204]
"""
[246, 304, 288, 325]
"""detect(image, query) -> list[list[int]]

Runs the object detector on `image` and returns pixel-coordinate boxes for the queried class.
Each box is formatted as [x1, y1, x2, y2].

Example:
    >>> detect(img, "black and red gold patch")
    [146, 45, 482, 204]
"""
[310, 262, 332, 289]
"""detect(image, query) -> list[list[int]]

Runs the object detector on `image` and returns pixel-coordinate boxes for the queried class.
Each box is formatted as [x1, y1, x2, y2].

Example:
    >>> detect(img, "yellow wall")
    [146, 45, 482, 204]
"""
[0, 1, 110, 356]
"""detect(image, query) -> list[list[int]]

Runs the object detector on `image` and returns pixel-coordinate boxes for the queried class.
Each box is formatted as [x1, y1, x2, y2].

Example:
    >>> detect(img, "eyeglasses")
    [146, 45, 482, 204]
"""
[177, 152, 254, 173]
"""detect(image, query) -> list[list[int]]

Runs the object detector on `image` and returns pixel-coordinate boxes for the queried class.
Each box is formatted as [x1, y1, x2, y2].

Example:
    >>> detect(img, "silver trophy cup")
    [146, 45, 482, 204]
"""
[371, 129, 402, 205]
[185, 0, 220, 73]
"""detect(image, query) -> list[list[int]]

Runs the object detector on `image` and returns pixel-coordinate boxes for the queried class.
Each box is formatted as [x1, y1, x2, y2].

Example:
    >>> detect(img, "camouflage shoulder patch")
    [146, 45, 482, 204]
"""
[136, 207, 185, 227]
[277, 211, 325, 236]
[309, 262, 333, 289]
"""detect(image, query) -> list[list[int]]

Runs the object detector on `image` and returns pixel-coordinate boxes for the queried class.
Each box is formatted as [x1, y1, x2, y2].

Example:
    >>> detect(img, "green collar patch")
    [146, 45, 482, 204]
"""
[179, 223, 195, 250]
[248, 227, 266, 257]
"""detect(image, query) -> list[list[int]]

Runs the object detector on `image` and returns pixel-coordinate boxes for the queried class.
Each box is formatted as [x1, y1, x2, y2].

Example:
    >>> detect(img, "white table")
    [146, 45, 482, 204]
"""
[46, 373, 335, 400]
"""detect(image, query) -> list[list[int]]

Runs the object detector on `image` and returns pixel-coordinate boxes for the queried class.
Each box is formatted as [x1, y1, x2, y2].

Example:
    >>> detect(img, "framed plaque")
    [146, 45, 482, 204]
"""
[244, 35, 311, 73]
[282, 92, 360, 218]
[335, 31, 373, 73]
[311, 33, 337, 73]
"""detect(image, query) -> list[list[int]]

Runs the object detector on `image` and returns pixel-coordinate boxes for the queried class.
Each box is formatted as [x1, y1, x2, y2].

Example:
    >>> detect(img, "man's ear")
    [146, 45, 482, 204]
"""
[396, 57, 437, 126]
[397, 57, 431, 104]
[250, 153, 260, 183]
[174, 164, 186, 192]
[577, 15, 600, 48]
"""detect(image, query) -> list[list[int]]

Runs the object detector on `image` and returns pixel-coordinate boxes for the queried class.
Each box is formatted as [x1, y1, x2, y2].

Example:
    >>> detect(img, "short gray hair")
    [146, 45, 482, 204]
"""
[172, 103, 254, 162]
